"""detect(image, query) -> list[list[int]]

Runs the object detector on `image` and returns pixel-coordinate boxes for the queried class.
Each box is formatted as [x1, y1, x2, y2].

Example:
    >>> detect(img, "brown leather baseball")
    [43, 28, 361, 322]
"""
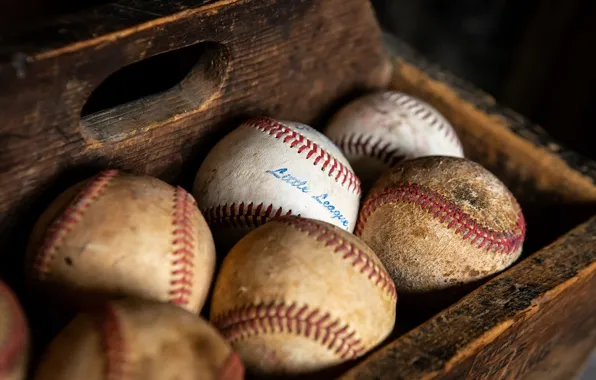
[356, 156, 526, 294]
[26, 170, 216, 314]
[0, 278, 28, 380]
[210, 216, 397, 377]
[33, 298, 244, 380]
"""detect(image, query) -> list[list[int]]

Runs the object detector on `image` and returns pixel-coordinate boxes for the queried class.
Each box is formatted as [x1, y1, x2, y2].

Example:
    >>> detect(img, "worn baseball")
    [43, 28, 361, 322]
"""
[33, 298, 244, 380]
[210, 216, 397, 376]
[355, 156, 526, 295]
[27, 170, 216, 314]
[324, 91, 464, 191]
[193, 117, 361, 247]
[0, 279, 28, 380]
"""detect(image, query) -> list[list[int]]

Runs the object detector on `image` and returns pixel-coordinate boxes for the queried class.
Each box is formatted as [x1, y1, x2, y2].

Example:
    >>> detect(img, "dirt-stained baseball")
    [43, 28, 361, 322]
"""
[210, 215, 396, 376]
[33, 298, 244, 380]
[193, 117, 361, 246]
[0, 279, 28, 380]
[324, 91, 464, 190]
[355, 156, 525, 295]
[27, 170, 216, 314]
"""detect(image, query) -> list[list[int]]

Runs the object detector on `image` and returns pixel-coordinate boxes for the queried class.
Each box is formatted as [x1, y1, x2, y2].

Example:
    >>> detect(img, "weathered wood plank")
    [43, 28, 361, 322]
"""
[342, 216, 596, 380]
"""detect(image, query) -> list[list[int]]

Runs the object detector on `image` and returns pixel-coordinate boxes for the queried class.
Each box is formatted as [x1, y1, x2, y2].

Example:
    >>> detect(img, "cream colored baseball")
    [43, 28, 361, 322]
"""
[210, 216, 396, 376]
[0, 279, 28, 380]
[192, 117, 361, 241]
[27, 170, 216, 314]
[33, 298, 245, 380]
[324, 91, 464, 189]
[355, 156, 526, 294]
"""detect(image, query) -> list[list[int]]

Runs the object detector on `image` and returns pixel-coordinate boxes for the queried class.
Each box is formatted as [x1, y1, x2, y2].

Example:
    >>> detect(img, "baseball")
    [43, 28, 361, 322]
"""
[0, 279, 28, 380]
[27, 170, 216, 314]
[324, 91, 464, 191]
[192, 117, 361, 246]
[210, 215, 396, 376]
[33, 298, 244, 380]
[355, 156, 525, 295]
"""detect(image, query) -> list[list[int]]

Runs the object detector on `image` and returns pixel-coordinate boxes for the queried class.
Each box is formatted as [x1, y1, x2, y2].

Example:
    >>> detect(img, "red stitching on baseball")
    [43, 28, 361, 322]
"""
[169, 187, 196, 306]
[387, 92, 462, 149]
[212, 302, 365, 359]
[334, 133, 406, 167]
[203, 202, 294, 228]
[331, 93, 463, 161]
[244, 117, 361, 195]
[0, 282, 27, 373]
[355, 182, 526, 254]
[275, 216, 397, 300]
[31, 169, 118, 281]
[95, 303, 129, 380]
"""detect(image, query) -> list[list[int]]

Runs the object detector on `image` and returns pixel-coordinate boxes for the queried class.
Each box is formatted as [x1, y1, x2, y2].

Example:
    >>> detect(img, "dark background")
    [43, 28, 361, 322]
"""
[371, 0, 596, 160]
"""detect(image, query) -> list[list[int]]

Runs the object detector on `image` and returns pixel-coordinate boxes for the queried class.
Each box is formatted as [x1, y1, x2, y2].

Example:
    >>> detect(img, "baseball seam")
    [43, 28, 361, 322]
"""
[97, 304, 130, 380]
[203, 202, 294, 228]
[330, 93, 463, 163]
[31, 169, 118, 280]
[245, 117, 361, 195]
[0, 283, 27, 373]
[277, 216, 397, 300]
[212, 302, 365, 359]
[334, 133, 406, 167]
[355, 182, 526, 254]
[169, 187, 196, 307]
[388, 93, 461, 148]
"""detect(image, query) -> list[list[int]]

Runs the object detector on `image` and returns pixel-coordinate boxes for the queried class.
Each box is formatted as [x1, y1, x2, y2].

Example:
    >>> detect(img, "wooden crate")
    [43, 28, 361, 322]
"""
[0, 1, 594, 379]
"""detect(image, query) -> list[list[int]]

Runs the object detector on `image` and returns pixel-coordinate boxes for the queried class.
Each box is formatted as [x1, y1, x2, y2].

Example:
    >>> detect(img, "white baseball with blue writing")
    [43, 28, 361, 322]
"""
[193, 117, 361, 241]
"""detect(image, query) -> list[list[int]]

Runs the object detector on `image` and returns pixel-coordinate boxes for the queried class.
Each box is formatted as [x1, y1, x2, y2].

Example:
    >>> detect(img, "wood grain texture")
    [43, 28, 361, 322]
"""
[0, 0, 391, 286]
[341, 215, 596, 380]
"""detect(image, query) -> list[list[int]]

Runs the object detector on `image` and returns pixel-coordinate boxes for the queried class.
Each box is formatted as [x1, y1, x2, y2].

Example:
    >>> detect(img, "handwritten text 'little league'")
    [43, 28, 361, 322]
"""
[265, 167, 350, 229]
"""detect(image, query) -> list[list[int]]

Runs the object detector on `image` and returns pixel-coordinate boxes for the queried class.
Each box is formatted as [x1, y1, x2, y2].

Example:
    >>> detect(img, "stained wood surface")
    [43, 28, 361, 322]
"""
[341, 216, 596, 380]
[0, 0, 390, 287]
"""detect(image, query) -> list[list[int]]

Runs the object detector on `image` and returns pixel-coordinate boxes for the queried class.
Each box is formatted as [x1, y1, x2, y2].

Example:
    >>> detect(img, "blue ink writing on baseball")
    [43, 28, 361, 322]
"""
[311, 193, 349, 228]
[265, 168, 310, 193]
[264, 167, 350, 230]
